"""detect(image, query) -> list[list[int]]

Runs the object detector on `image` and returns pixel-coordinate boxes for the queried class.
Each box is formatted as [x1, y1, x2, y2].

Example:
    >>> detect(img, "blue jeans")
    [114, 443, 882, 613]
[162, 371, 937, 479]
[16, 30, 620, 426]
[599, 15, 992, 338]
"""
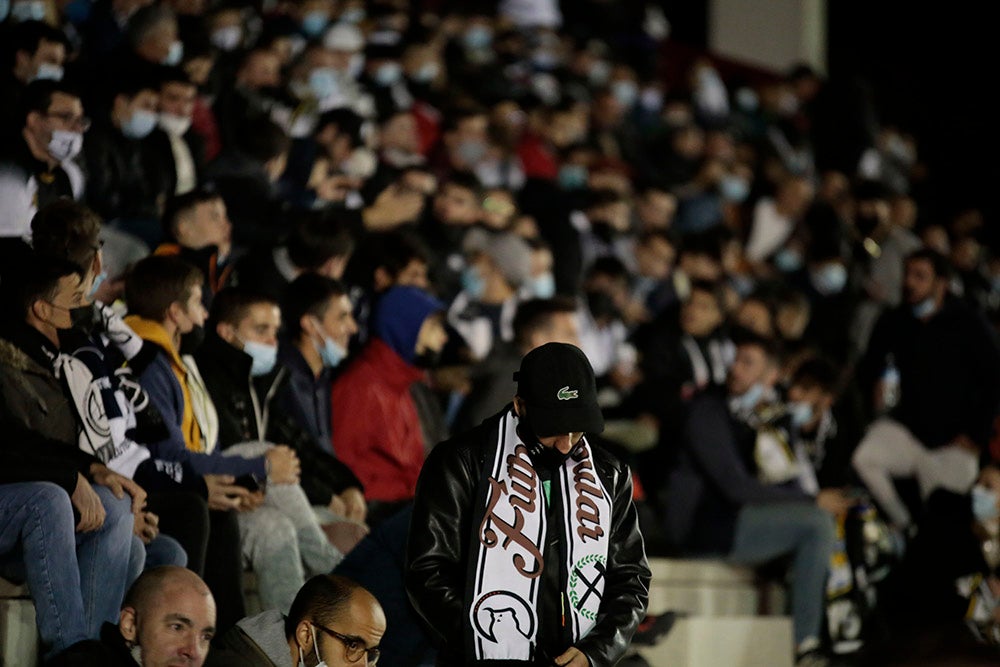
[144, 533, 188, 569]
[727, 502, 835, 647]
[0, 482, 133, 659]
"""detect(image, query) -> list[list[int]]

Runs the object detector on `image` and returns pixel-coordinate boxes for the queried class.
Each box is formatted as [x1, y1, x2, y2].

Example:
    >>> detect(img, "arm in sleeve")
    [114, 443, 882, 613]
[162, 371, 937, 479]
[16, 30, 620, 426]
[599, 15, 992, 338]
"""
[270, 414, 363, 504]
[575, 462, 651, 667]
[686, 398, 810, 506]
[404, 441, 476, 652]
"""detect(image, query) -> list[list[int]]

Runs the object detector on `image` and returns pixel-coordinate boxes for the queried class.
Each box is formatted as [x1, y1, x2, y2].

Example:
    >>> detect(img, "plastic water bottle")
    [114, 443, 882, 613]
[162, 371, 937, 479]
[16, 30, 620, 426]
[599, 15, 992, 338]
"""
[881, 354, 900, 412]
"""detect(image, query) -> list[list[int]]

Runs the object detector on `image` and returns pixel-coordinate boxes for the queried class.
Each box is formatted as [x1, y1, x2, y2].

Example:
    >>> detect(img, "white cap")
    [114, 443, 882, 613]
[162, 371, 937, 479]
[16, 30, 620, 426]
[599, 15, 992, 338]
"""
[323, 23, 363, 52]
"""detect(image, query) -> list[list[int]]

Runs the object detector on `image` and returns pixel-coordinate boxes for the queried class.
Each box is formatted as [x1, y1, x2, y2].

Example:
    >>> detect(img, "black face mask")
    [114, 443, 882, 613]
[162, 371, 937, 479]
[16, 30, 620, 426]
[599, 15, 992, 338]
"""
[69, 304, 96, 332]
[413, 348, 442, 369]
[517, 414, 582, 469]
[179, 325, 205, 356]
[586, 290, 621, 322]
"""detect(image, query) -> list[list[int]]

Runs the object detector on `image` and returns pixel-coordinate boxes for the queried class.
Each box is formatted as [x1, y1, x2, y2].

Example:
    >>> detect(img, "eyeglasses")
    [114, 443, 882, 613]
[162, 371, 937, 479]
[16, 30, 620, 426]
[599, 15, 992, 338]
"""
[312, 623, 380, 665]
[46, 111, 91, 132]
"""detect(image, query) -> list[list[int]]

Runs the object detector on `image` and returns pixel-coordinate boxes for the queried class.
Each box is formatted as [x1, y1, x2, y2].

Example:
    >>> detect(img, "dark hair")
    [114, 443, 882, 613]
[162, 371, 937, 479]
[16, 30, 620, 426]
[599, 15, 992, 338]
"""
[161, 187, 222, 240]
[442, 171, 483, 199]
[315, 108, 365, 148]
[512, 296, 578, 350]
[10, 254, 82, 319]
[285, 575, 362, 638]
[20, 79, 79, 126]
[678, 228, 723, 262]
[10, 20, 70, 62]
[126, 4, 177, 48]
[208, 286, 277, 329]
[124, 256, 203, 321]
[156, 64, 195, 89]
[687, 279, 726, 312]
[585, 255, 629, 282]
[731, 326, 783, 364]
[905, 246, 951, 279]
[30, 200, 103, 272]
[112, 71, 159, 102]
[346, 229, 429, 290]
[286, 211, 355, 271]
[440, 103, 487, 134]
[790, 355, 839, 394]
[282, 273, 348, 340]
[238, 115, 290, 163]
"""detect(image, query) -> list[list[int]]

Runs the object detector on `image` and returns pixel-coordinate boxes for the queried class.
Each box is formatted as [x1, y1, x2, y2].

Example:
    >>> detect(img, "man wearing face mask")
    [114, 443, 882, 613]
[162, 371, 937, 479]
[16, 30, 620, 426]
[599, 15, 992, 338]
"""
[0, 20, 68, 129]
[143, 66, 204, 199]
[331, 285, 448, 525]
[195, 287, 367, 529]
[662, 333, 846, 665]
[83, 74, 164, 248]
[853, 247, 1000, 538]
[406, 342, 649, 667]
[0, 79, 87, 239]
[205, 574, 385, 667]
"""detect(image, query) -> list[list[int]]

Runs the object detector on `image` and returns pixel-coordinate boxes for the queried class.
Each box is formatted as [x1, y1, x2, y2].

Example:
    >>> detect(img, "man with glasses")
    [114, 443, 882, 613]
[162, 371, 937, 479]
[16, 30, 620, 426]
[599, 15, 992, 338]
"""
[0, 79, 89, 239]
[206, 574, 386, 667]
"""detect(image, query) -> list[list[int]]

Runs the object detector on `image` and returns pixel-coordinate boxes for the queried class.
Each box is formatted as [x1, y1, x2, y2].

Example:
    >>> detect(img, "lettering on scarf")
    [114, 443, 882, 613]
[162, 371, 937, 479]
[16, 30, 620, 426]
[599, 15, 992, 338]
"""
[479, 444, 544, 578]
[572, 456, 605, 542]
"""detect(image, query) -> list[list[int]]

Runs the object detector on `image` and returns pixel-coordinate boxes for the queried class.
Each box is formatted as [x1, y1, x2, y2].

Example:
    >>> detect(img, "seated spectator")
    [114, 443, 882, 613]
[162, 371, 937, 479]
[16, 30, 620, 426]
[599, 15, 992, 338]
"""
[51, 565, 217, 667]
[83, 71, 165, 249]
[452, 295, 580, 433]
[0, 79, 86, 238]
[212, 47, 283, 153]
[331, 285, 447, 524]
[448, 229, 533, 362]
[281, 107, 367, 211]
[0, 20, 69, 130]
[230, 209, 354, 302]
[577, 256, 632, 379]
[206, 574, 385, 667]
[661, 332, 848, 665]
[418, 171, 483, 299]
[195, 286, 367, 530]
[278, 274, 357, 454]
[853, 248, 1000, 537]
[155, 187, 236, 308]
[124, 255, 337, 613]
[143, 66, 204, 198]
[0, 252, 143, 642]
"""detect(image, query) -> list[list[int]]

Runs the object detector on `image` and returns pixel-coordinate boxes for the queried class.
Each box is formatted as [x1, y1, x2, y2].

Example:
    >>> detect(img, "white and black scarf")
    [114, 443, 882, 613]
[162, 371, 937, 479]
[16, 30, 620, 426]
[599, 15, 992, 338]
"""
[466, 410, 612, 661]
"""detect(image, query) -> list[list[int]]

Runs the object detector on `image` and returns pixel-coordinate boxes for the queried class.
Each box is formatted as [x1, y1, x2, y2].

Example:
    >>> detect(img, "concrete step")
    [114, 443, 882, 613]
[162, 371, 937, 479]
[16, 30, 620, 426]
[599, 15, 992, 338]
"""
[646, 558, 787, 617]
[634, 615, 794, 667]
[1, 579, 38, 667]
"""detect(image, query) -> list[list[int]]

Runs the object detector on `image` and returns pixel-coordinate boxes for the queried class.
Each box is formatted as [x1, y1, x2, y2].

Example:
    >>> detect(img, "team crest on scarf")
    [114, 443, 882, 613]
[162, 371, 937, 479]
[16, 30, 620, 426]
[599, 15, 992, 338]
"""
[467, 410, 611, 661]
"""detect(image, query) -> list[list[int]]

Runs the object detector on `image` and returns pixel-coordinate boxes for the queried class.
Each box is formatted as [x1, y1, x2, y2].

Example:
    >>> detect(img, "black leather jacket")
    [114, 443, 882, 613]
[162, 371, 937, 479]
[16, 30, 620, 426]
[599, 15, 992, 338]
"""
[405, 408, 650, 667]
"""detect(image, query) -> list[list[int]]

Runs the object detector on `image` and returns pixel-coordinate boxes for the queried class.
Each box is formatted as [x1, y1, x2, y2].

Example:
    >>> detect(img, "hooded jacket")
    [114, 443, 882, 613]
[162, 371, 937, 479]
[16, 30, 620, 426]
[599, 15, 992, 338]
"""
[331, 286, 443, 502]
[195, 331, 362, 506]
[205, 610, 294, 667]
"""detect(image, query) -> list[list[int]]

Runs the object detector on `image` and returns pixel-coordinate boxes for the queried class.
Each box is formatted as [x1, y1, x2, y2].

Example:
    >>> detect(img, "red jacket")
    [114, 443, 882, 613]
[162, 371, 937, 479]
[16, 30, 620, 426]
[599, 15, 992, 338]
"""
[331, 339, 427, 502]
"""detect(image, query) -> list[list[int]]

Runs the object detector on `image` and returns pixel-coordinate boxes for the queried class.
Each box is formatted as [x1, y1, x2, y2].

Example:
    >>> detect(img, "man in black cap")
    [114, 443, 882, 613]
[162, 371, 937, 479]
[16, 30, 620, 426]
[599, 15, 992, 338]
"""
[405, 342, 650, 666]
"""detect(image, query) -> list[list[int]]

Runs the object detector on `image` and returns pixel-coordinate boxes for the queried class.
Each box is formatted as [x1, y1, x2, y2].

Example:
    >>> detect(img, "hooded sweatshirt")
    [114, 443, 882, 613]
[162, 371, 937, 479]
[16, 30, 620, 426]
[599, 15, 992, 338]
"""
[331, 286, 444, 501]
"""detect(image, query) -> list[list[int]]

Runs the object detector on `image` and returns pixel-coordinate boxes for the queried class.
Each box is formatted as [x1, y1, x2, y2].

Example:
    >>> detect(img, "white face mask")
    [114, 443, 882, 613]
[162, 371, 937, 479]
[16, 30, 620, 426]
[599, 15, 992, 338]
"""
[48, 129, 83, 162]
[298, 626, 328, 667]
[158, 111, 192, 137]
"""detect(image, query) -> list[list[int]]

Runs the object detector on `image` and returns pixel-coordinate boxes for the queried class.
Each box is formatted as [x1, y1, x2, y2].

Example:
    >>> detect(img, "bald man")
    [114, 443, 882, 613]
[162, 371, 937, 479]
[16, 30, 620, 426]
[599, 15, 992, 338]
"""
[206, 574, 386, 667]
[50, 565, 217, 666]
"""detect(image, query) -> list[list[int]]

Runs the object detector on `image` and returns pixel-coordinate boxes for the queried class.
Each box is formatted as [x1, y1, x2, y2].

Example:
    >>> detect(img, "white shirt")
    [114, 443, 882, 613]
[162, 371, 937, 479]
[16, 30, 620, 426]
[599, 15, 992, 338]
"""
[745, 197, 793, 263]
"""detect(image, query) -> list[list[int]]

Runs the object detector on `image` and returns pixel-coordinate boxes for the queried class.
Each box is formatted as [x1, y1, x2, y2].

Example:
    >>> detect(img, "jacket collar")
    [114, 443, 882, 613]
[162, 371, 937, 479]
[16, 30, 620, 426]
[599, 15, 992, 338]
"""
[278, 340, 331, 386]
[197, 330, 253, 381]
[0, 321, 59, 372]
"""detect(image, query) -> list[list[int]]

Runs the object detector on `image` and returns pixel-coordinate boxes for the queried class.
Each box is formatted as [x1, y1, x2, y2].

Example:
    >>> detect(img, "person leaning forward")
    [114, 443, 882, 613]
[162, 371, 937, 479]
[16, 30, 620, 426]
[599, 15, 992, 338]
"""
[405, 342, 650, 666]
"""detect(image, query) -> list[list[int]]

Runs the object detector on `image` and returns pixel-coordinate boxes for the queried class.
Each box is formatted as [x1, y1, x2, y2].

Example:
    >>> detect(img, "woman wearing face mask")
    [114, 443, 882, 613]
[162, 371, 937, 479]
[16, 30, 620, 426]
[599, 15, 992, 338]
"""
[878, 464, 1000, 656]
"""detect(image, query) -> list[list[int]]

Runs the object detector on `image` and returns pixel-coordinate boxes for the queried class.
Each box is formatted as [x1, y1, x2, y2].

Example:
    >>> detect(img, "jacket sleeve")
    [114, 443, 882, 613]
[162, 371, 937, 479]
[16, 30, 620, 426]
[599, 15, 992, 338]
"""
[136, 358, 265, 478]
[575, 460, 651, 667]
[404, 439, 477, 653]
[686, 397, 810, 505]
[331, 383, 389, 494]
[269, 413, 363, 504]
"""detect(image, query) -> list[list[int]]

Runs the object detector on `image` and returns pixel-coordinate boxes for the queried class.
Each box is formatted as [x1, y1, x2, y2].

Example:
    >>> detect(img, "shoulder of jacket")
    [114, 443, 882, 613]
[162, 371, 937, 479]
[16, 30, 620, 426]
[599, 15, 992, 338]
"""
[0, 338, 32, 372]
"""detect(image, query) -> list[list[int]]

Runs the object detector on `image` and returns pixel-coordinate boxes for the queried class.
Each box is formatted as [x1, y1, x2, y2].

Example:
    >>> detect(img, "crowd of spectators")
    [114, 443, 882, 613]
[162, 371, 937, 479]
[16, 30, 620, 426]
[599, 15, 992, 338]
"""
[2, 0, 1000, 665]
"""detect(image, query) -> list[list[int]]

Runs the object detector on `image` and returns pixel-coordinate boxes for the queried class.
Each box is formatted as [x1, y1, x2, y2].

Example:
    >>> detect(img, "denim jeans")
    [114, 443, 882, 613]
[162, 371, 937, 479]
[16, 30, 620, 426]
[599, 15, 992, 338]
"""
[0, 482, 133, 659]
[727, 502, 835, 647]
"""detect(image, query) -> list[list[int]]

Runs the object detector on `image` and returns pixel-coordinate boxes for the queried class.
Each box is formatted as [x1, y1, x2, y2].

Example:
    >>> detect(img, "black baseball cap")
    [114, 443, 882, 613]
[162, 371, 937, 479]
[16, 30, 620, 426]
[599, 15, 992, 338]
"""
[514, 343, 605, 437]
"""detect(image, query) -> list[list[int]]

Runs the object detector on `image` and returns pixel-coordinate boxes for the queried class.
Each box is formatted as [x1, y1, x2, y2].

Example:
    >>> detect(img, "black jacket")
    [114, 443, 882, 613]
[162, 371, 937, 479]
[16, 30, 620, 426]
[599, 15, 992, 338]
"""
[47, 623, 137, 666]
[405, 409, 650, 667]
[82, 122, 162, 223]
[194, 331, 362, 505]
[142, 127, 206, 197]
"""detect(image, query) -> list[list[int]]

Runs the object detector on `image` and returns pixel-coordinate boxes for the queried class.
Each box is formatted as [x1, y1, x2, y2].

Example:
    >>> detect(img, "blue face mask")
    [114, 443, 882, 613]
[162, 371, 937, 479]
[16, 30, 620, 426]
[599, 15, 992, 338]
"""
[811, 263, 848, 296]
[773, 248, 804, 273]
[612, 80, 638, 109]
[122, 108, 158, 139]
[530, 272, 556, 299]
[87, 271, 108, 300]
[461, 266, 486, 300]
[340, 7, 365, 23]
[301, 10, 329, 37]
[33, 63, 64, 82]
[163, 40, 184, 66]
[787, 401, 814, 428]
[734, 383, 765, 412]
[308, 67, 339, 100]
[243, 340, 278, 377]
[463, 25, 492, 50]
[719, 174, 750, 203]
[373, 62, 402, 87]
[912, 296, 937, 319]
[558, 164, 588, 190]
[11, 0, 45, 22]
[412, 61, 439, 84]
[318, 336, 347, 368]
[972, 484, 1000, 521]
